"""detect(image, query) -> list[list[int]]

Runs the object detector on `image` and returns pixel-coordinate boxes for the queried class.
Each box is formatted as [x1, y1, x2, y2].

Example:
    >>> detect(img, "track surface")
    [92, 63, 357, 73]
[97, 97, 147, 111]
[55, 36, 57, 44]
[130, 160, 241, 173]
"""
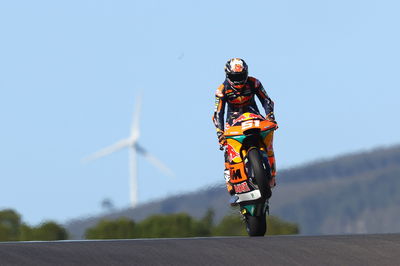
[1, 234, 400, 265]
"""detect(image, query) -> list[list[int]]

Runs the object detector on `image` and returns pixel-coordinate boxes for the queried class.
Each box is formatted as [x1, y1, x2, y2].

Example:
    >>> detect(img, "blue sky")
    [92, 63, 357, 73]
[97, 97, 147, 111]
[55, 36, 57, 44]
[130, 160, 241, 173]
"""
[1, 0, 399, 225]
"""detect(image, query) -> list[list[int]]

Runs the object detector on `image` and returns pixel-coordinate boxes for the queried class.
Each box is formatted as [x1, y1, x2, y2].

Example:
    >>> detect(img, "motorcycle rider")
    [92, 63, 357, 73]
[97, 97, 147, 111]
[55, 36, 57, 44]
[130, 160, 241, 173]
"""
[212, 58, 277, 201]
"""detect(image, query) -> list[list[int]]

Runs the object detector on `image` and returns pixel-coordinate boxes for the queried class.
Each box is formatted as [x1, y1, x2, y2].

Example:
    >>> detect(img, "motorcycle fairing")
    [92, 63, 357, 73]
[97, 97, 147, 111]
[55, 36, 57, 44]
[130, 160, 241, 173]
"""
[223, 112, 277, 216]
[235, 189, 262, 203]
[225, 127, 275, 185]
[241, 201, 269, 217]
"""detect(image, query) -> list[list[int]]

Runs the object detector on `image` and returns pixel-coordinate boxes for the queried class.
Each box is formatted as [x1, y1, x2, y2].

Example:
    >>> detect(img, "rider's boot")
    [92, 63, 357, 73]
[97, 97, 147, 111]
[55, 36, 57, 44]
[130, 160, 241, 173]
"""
[225, 169, 233, 192]
[224, 168, 239, 206]
[269, 176, 276, 189]
[268, 152, 277, 189]
[229, 195, 239, 206]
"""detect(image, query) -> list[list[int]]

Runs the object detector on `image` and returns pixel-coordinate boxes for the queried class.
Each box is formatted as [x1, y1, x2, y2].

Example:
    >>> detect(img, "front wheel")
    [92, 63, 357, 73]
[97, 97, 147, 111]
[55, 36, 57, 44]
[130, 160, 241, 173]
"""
[245, 214, 267, 236]
[245, 148, 271, 236]
[247, 148, 271, 199]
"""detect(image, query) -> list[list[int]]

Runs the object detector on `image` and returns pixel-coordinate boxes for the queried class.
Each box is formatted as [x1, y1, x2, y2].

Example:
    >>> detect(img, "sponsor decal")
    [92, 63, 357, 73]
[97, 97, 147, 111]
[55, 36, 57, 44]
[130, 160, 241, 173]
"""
[236, 189, 262, 202]
[214, 97, 221, 112]
[227, 143, 240, 161]
[234, 182, 251, 194]
[231, 113, 264, 125]
[230, 96, 251, 104]
[224, 170, 230, 182]
[230, 168, 242, 180]
[241, 120, 260, 130]
[230, 58, 244, 72]
[231, 114, 248, 125]
[248, 113, 264, 119]
[234, 64, 243, 72]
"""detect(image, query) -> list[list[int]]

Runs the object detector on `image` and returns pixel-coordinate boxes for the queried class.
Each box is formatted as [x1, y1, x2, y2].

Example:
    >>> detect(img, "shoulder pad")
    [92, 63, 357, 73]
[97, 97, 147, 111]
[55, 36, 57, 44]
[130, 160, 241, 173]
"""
[215, 84, 224, 97]
[248, 76, 260, 88]
[248, 76, 256, 82]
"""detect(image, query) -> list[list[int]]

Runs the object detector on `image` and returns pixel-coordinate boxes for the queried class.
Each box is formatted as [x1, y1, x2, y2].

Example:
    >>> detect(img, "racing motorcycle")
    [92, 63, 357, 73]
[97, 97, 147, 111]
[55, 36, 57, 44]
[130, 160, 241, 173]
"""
[222, 112, 277, 236]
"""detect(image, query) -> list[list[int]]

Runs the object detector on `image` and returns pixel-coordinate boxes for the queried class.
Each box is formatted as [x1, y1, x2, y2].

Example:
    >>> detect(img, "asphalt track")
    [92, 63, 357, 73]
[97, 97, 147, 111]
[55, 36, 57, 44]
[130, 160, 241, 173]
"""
[0, 234, 400, 266]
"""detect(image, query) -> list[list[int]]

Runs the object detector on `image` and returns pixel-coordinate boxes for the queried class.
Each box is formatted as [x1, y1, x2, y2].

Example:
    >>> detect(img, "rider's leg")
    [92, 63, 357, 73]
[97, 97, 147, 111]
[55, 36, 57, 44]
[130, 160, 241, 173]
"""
[224, 152, 234, 195]
[224, 150, 240, 206]
[264, 131, 277, 188]
[268, 152, 276, 188]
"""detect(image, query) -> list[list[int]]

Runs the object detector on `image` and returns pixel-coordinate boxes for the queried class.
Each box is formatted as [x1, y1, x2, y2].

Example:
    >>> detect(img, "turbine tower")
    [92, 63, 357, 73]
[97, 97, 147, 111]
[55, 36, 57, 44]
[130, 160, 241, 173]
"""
[82, 95, 174, 207]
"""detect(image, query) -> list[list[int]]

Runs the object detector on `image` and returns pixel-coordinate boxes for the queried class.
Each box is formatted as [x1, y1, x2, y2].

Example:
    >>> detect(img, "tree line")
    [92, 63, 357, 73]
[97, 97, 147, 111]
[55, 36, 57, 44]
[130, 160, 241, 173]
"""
[86, 209, 299, 239]
[0, 208, 299, 241]
[0, 209, 67, 241]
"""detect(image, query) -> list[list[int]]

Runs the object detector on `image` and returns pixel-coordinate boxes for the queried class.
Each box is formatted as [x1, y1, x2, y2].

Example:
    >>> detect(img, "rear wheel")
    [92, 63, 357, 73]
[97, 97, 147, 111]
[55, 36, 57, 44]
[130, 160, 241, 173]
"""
[245, 148, 271, 236]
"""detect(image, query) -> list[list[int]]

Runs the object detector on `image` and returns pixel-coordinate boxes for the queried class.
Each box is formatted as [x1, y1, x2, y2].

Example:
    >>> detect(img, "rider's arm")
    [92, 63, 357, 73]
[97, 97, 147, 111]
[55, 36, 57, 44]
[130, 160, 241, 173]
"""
[253, 78, 275, 120]
[212, 84, 226, 133]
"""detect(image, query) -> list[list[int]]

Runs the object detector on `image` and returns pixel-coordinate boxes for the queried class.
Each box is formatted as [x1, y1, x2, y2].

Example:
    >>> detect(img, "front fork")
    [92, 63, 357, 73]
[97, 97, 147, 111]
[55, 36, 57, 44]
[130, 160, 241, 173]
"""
[240, 148, 271, 217]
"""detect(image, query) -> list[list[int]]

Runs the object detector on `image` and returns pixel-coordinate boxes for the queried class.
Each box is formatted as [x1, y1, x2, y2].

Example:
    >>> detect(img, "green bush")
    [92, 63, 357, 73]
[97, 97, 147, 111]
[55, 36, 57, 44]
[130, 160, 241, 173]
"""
[86, 218, 136, 239]
[0, 209, 68, 242]
[0, 209, 21, 241]
[85, 210, 299, 239]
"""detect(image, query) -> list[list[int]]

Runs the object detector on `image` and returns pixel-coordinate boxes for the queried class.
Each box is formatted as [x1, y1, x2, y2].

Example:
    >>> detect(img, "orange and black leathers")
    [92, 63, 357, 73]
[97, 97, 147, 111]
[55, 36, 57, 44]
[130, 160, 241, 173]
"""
[212, 76, 274, 133]
[212, 76, 277, 184]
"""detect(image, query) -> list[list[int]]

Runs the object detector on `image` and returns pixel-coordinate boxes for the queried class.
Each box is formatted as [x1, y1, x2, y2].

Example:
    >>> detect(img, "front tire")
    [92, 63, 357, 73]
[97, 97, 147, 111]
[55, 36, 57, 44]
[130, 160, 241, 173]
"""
[247, 148, 271, 199]
[246, 214, 267, 236]
[245, 148, 271, 236]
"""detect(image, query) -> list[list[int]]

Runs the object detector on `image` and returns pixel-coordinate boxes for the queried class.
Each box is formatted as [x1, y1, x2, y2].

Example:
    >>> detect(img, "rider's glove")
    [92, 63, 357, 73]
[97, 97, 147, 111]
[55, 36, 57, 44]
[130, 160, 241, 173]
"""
[266, 112, 276, 123]
[266, 112, 278, 127]
[217, 131, 227, 146]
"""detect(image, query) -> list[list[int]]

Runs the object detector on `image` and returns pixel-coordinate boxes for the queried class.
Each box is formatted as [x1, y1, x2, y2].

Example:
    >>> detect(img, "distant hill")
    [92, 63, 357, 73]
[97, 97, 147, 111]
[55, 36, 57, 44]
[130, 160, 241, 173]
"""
[66, 144, 400, 239]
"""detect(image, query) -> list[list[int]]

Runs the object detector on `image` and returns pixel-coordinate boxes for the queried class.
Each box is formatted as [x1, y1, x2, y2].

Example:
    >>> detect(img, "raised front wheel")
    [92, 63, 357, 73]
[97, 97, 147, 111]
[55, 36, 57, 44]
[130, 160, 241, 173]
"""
[246, 214, 267, 236]
[247, 148, 271, 199]
[245, 148, 271, 236]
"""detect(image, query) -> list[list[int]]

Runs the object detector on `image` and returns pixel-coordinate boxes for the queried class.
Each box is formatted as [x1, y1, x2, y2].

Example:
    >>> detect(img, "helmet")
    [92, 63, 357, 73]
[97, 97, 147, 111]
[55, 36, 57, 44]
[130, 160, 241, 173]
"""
[225, 58, 248, 88]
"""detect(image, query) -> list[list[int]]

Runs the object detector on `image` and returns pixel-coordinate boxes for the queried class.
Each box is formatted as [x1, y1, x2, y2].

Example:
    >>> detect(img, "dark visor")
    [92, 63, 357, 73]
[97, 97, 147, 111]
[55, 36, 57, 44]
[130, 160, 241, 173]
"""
[228, 72, 247, 82]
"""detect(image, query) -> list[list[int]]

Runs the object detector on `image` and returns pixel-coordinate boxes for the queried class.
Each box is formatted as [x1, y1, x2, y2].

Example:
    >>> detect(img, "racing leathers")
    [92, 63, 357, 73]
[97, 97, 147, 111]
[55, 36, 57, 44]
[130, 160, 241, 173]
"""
[212, 76, 277, 195]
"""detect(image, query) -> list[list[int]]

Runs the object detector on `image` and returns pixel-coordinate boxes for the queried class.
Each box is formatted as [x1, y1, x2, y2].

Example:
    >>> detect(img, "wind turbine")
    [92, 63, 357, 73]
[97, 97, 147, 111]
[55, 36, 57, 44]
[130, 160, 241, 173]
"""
[82, 95, 174, 207]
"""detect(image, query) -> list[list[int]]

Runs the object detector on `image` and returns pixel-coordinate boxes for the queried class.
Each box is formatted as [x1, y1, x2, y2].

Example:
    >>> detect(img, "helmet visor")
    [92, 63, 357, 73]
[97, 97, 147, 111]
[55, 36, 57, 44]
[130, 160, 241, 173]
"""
[228, 72, 247, 83]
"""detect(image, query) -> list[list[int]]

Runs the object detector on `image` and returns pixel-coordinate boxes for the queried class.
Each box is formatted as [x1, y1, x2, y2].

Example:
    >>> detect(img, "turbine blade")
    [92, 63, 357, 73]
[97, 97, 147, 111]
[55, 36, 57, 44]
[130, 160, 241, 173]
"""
[130, 93, 142, 142]
[135, 143, 175, 178]
[82, 138, 131, 163]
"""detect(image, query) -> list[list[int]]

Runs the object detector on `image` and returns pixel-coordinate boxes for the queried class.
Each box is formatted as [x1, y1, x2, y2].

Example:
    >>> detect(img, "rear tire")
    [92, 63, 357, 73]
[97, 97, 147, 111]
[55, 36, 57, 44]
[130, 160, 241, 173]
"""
[245, 148, 271, 236]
